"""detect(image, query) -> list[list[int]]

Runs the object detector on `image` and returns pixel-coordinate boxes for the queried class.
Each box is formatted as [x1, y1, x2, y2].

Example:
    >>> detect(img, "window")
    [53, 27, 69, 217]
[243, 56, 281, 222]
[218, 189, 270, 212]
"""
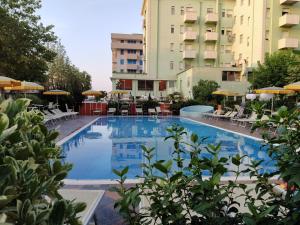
[282, 8, 289, 16]
[222, 71, 241, 81]
[120, 69, 124, 72]
[120, 59, 124, 65]
[227, 9, 233, 17]
[222, 9, 226, 17]
[127, 69, 137, 73]
[170, 61, 174, 70]
[179, 61, 184, 70]
[180, 25, 184, 34]
[180, 7, 184, 15]
[247, 37, 250, 46]
[139, 60, 143, 65]
[265, 30, 269, 40]
[127, 49, 136, 54]
[140, 50, 143, 55]
[169, 81, 175, 88]
[248, 0, 251, 6]
[170, 43, 174, 51]
[240, 15, 244, 25]
[128, 40, 137, 44]
[127, 59, 137, 64]
[171, 25, 175, 33]
[159, 81, 167, 91]
[240, 34, 243, 44]
[171, 6, 175, 15]
[180, 43, 183, 52]
[117, 79, 132, 90]
[266, 8, 270, 18]
[138, 80, 154, 91]
[120, 49, 124, 55]
[121, 40, 124, 43]
[207, 8, 213, 13]
[140, 41, 143, 44]
[221, 29, 225, 35]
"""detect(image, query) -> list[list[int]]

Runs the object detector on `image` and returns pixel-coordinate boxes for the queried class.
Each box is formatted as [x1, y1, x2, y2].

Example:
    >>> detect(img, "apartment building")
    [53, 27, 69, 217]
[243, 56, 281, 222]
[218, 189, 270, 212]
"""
[111, 33, 144, 92]
[111, 0, 300, 98]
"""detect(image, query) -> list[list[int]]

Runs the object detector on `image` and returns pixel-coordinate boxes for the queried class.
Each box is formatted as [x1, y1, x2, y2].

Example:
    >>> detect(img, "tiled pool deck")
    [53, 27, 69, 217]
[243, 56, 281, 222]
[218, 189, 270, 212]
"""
[54, 115, 263, 225]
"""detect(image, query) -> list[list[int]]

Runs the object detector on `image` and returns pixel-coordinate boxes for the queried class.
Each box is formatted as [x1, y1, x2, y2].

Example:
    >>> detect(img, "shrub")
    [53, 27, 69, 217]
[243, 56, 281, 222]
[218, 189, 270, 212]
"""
[0, 98, 85, 224]
[113, 108, 300, 225]
[192, 79, 219, 104]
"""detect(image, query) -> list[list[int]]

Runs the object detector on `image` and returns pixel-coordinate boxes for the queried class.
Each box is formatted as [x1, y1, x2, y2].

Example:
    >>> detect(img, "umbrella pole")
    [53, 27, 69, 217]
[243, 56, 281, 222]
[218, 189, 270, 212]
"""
[56, 96, 58, 108]
[271, 97, 274, 113]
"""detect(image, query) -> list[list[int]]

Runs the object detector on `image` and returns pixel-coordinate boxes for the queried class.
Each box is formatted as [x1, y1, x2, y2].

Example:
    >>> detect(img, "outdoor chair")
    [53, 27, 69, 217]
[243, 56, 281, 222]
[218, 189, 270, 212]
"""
[155, 106, 162, 116]
[136, 107, 143, 115]
[212, 111, 238, 120]
[234, 112, 258, 127]
[121, 109, 129, 116]
[107, 108, 116, 115]
[148, 108, 157, 116]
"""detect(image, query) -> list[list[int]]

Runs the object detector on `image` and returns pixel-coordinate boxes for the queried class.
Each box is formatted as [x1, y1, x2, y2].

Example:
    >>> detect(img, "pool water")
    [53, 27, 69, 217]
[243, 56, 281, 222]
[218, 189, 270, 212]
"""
[61, 117, 275, 180]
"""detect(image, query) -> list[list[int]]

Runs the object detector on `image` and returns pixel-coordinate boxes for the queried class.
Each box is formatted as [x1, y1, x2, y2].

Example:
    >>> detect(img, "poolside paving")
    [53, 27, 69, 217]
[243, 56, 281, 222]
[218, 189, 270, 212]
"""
[56, 115, 264, 225]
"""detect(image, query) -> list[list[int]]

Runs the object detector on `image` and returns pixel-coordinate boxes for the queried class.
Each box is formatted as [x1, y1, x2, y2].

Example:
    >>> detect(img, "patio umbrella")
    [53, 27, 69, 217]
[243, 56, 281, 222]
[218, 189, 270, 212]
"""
[212, 90, 242, 107]
[82, 90, 104, 97]
[4, 81, 44, 98]
[0, 76, 21, 88]
[284, 81, 300, 91]
[254, 86, 294, 112]
[43, 89, 70, 105]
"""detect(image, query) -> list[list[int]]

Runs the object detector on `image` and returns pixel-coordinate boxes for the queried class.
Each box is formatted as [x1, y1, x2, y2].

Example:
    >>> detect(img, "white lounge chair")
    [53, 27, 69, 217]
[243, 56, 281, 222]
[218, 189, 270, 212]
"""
[107, 108, 116, 115]
[136, 107, 143, 115]
[155, 106, 162, 115]
[148, 108, 157, 115]
[59, 189, 104, 225]
[212, 111, 238, 120]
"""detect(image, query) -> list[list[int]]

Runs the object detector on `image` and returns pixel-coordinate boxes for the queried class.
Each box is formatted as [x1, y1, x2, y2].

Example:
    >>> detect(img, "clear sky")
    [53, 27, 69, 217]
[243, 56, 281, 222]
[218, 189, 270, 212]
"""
[39, 0, 143, 91]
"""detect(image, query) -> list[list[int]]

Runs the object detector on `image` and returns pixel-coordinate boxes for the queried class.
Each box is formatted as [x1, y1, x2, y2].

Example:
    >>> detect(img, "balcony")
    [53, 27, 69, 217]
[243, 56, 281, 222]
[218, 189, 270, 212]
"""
[111, 42, 143, 50]
[279, 14, 300, 27]
[280, 0, 300, 5]
[126, 64, 139, 70]
[278, 38, 299, 49]
[205, 32, 218, 41]
[204, 51, 217, 59]
[183, 31, 197, 41]
[127, 54, 138, 60]
[183, 50, 197, 59]
[184, 11, 197, 23]
[205, 13, 218, 24]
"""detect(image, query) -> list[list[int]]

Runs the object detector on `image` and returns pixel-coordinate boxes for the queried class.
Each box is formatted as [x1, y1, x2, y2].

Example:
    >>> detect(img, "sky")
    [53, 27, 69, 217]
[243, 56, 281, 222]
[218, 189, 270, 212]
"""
[39, 0, 143, 91]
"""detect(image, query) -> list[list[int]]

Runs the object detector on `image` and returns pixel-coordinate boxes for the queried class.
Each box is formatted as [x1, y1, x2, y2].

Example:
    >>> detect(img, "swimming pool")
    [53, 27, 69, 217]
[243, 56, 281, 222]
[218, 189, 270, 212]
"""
[61, 117, 275, 180]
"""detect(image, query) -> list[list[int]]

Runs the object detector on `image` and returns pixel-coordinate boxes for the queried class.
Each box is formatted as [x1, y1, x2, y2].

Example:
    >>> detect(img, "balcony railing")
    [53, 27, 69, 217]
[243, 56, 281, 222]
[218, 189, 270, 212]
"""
[183, 31, 197, 41]
[205, 13, 218, 23]
[278, 38, 299, 49]
[204, 51, 217, 59]
[183, 50, 197, 59]
[184, 11, 197, 23]
[279, 14, 300, 27]
[280, 0, 300, 5]
[205, 32, 218, 41]
[111, 42, 143, 50]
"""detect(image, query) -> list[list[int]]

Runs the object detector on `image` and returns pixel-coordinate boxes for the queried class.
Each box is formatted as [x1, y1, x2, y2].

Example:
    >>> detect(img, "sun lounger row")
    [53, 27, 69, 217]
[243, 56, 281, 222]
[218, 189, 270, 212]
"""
[42, 108, 79, 124]
[106, 106, 172, 116]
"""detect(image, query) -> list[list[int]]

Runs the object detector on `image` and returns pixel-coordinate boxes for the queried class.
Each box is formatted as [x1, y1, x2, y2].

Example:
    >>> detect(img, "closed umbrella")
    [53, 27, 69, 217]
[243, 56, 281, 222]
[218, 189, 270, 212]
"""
[43, 89, 70, 106]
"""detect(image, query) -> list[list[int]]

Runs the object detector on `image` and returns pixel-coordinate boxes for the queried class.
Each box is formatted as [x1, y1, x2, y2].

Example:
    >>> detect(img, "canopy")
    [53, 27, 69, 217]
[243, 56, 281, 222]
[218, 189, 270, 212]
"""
[43, 90, 70, 96]
[212, 90, 242, 96]
[82, 90, 104, 96]
[5, 81, 44, 91]
[284, 81, 300, 91]
[0, 76, 21, 88]
[111, 90, 129, 95]
[255, 86, 294, 94]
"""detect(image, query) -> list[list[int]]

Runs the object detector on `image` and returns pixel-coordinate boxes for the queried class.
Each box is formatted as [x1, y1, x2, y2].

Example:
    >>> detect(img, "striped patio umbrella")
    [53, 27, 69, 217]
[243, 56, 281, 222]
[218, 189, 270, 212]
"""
[284, 81, 300, 91]
[82, 90, 104, 97]
[5, 81, 44, 91]
[0, 76, 21, 88]
[212, 90, 242, 96]
[43, 89, 70, 105]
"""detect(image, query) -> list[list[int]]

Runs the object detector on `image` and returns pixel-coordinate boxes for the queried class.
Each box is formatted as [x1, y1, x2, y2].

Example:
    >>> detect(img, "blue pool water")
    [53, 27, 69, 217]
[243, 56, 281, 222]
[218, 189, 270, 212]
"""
[61, 117, 275, 180]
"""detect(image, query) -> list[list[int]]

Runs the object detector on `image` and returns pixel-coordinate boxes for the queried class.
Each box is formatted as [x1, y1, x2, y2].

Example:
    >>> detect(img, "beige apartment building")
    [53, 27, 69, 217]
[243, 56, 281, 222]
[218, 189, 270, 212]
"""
[112, 0, 300, 98]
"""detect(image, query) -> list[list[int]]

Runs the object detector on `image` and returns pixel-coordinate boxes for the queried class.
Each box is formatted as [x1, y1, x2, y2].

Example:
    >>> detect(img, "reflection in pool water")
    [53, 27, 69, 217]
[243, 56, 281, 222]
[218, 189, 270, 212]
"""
[62, 117, 275, 180]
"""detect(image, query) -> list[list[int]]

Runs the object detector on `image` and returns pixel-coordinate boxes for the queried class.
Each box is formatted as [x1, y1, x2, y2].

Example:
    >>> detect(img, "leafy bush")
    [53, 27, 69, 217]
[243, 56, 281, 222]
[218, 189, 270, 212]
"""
[0, 98, 85, 224]
[113, 108, 300, 225]
[192, 79, 219, 104]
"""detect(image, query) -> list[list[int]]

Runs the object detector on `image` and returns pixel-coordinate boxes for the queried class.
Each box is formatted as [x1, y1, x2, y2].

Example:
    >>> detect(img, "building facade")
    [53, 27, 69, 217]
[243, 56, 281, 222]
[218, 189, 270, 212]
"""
[112, 0, 300, 98]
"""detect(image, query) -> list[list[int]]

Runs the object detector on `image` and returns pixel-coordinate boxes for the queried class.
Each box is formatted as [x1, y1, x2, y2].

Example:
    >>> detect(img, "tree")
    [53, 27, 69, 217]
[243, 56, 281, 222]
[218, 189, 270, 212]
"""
[251, 50, 300, 89]
[0, 98, 85, 224]
[46, 42, 92, 108]
[0, 0, 57, 82]
[192, 79, 219, 103]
